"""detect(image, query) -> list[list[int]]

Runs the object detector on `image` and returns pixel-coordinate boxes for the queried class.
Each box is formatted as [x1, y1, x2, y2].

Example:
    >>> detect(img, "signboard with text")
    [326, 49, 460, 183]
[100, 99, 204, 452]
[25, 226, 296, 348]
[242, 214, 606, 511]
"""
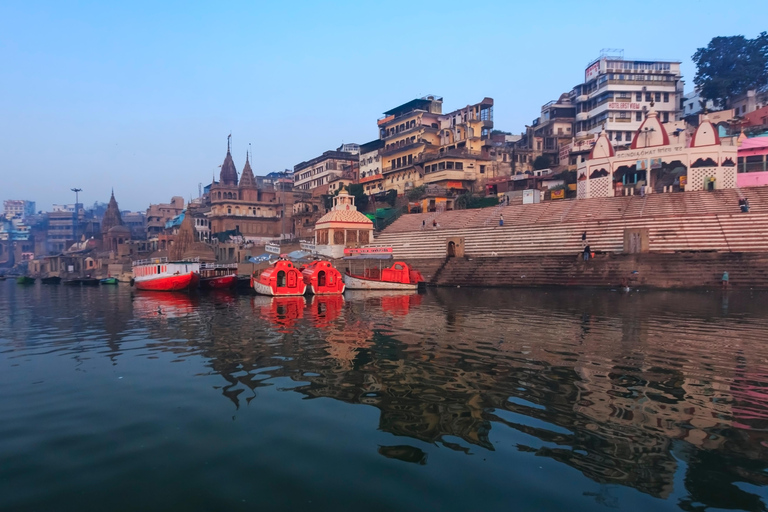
[551, 189, 565, 200]
[265, 243, 281, 255]
[585, 59, 603, 82]
[343, 246, 393, 256]
[608, 102, 641, 110]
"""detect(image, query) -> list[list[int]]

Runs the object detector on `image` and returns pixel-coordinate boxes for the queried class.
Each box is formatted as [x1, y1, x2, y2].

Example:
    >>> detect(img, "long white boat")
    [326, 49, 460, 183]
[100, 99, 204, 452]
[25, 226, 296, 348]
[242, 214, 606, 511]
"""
[341, 248, 424, 291]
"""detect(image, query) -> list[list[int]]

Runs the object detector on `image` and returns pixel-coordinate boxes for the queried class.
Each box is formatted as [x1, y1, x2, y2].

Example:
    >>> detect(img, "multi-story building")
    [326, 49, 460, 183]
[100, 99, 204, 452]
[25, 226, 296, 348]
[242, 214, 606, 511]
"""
[531, 93, 576, 167]
[3, 200, 36, 221]
[145, 196, 184, 239]
[293, 151, 359, 192]
[122, 212, 147, 240]
[358, 139, 385, 195]
[46, 210, 77, 253]
[377, 95, 497, 196]
[571, 53, 683, 145]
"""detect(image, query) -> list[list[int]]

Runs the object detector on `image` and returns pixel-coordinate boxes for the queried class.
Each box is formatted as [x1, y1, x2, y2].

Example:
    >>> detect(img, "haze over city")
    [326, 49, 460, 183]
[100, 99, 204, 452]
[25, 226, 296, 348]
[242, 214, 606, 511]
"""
[1, 0, 766, 210]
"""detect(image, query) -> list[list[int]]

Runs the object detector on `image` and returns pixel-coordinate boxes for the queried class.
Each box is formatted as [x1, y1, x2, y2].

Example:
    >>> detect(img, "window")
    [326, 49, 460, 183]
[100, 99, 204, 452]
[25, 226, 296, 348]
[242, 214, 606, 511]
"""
[636, 112, 642, 122]
[616, 132, 622, 142]
[456, 162, 463, 170]
[480, 165, 486, 174]
[446, 161, 454, 169]
[655, 92, 661, 102]
[635, 92, 642, 101]
[662, 112, 669, 123]
[663, 92, 669, 102]
[626, 132, 632, 141]
[438, 162, 446, 170]
[645, 93, 652, 102]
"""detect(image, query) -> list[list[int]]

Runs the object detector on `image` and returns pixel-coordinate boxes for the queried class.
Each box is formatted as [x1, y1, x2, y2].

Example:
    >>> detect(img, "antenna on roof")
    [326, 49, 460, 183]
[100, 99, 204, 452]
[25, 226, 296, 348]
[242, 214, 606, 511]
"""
[249, 142, 252, 161]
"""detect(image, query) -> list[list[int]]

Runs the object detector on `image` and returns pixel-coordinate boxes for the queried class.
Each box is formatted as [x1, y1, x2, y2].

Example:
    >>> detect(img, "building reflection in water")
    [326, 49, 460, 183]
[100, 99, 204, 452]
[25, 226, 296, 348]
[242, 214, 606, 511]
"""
[39, 284, 768, 508]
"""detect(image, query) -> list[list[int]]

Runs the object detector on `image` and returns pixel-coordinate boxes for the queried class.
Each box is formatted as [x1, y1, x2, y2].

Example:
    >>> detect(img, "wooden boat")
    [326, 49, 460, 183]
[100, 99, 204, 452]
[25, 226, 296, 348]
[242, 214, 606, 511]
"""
[300, 260, 345, 295]
[62, 278, 81, 286]
[16, 276, 35, 285]
[0, 275, 7, 281]
[342, 250, 424, 291]
[199, 263, 238, 290]
[41, 276, 62, 284]
[251, 259, 306, 296]
[100, 277, 118, 285]
[81, 277, 100, 286]
[132, 257, 200, 292]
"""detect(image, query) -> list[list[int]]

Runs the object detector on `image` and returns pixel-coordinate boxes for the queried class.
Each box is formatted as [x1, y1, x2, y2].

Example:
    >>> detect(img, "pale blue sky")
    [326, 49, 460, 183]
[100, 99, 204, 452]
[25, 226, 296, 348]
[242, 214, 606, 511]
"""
[1, 0, 766, 211]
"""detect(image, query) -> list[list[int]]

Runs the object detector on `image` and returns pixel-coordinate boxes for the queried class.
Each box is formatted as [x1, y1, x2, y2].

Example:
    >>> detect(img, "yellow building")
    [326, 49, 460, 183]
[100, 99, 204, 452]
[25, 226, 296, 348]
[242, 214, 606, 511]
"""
[375, 96, 497, 201]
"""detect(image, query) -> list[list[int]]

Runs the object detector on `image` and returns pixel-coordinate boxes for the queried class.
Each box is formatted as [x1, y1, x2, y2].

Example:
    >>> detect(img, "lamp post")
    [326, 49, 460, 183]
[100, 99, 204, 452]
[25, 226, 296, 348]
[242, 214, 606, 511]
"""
[71, 188, 82, 242]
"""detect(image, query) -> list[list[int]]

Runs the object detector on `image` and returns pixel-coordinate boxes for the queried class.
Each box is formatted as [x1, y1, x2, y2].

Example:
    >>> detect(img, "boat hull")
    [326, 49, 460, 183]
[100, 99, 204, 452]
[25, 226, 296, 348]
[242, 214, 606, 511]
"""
[16, 276, 35, 285]
[252, 279, 307, 296]
[41, 277, 62, 284]
[199, 274, 237, 290]
[135, 272, 200, 292]
[309, 283, 346, 295]
[100, 278, 118, 285]
[342, 274, 418, 291]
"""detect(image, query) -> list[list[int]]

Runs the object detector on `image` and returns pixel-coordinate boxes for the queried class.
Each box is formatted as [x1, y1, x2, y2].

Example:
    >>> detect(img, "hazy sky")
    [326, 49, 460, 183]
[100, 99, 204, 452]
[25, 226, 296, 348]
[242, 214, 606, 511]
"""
[2, 0, 766, 211]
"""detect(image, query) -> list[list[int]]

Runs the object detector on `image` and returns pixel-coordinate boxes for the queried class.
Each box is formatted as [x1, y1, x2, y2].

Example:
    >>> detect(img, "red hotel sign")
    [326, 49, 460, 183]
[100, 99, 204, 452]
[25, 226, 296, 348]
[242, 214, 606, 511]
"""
[608, 102, 641, 110]
[344, 247, 393, 255]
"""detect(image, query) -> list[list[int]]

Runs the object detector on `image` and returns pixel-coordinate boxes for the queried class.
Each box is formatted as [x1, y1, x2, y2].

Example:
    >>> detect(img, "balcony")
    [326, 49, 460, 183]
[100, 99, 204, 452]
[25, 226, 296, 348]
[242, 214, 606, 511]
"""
[381, 140, 427, 157]
[576, 112, 589, 121]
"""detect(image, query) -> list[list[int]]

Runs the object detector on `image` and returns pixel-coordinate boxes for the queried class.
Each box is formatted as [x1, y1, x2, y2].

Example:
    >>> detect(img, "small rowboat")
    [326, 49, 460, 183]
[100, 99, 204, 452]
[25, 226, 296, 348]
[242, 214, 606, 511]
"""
[100, 277, 118, 285]
[16, 276, 35, 285]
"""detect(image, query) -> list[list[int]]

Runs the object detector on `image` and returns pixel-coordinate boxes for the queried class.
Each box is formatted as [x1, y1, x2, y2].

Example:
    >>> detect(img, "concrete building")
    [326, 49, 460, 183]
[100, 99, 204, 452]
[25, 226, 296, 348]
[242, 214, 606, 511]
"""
[358, 139, 385, 195]
[293, 150, 359, 192]
[145, 196, 184, 239]
[571, 53, 683, 144]
[122, 211, 146, 240]
[377, 95, 497, 197]
[46, 210, 77, 253]
[531, 93, 576, 166]
[3, 200, 36, 221]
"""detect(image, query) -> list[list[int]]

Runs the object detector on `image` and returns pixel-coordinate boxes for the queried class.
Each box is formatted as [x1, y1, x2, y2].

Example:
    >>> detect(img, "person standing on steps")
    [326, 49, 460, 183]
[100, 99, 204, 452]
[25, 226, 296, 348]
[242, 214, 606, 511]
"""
[422, 219, 426, 229]
[583, 244, 591, 262]
[722, 271, 729, 289]
[582, 231, 587, 243]
[499, 213, 504, 227]
[432, 218, 437, 229]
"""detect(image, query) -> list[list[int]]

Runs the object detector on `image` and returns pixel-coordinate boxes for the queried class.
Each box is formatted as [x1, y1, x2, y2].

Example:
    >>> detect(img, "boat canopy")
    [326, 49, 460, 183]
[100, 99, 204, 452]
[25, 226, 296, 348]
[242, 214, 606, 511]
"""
[249, 253, 274, 263]
[343, 254, 394, 260]
[286, 250, 311, 261]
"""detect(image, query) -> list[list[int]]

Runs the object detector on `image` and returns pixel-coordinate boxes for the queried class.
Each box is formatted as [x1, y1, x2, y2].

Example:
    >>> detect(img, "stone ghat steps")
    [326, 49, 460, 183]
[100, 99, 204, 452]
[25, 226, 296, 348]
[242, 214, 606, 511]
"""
[383, 187, 768, 234]
[374, 212, 768, 259]
[432, 254, 768, 289]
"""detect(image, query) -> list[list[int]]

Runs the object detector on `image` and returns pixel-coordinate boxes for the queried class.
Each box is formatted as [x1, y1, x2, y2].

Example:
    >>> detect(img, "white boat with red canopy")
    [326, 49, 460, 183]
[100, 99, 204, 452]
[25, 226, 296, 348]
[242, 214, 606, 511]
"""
[342, 247, 424, 291]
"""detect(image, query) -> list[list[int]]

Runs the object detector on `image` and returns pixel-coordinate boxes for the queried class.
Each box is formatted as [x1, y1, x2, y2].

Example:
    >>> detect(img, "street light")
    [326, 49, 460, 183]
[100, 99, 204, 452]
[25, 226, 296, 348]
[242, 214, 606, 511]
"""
[71, 188, 82, 242]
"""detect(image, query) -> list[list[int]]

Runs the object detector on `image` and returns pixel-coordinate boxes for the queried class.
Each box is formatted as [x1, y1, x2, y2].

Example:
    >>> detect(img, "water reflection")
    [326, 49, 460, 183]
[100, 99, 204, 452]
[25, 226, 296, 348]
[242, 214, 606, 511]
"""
[2, 282, 768, 510]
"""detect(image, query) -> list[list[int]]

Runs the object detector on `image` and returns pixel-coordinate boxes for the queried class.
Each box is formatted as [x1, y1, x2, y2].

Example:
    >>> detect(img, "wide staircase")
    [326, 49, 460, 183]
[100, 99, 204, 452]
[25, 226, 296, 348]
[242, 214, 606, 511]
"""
[375, 188, 768, 260]
[431, 253, 768, 289]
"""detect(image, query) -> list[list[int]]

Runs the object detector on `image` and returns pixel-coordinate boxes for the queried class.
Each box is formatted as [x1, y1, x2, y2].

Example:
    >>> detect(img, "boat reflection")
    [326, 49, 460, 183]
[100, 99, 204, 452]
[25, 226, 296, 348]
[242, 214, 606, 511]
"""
[344, 289, 422, 316]
[251, 295, 306, 330]
[132, 291, 199, 319]
[306, 294, 344, 328]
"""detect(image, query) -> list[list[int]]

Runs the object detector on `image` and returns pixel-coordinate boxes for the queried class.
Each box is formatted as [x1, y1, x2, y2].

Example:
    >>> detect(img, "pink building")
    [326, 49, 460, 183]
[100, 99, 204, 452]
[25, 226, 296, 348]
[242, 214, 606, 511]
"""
[736, 137, 768, 188]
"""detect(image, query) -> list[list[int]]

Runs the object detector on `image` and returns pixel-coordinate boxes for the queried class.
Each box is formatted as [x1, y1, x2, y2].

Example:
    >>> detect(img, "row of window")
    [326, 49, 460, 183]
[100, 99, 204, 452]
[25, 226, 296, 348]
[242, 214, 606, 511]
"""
[606, 61, 673, 71]
[424, 161, 465, 173]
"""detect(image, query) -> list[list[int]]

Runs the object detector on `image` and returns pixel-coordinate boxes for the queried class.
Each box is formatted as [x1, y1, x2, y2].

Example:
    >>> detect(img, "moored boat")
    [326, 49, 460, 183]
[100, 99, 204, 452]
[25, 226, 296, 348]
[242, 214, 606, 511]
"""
[342, 248, 424, 291]
[300, 260, 345, 295]
[100, 277, 118, 285]
[199, 263, 238, 290]
[132, 257, 200, 292]
[251, 259, 306, 296]
[81, 277, 100, 286]
[41, 276, 62, 285]
[16, 276, 35, 285]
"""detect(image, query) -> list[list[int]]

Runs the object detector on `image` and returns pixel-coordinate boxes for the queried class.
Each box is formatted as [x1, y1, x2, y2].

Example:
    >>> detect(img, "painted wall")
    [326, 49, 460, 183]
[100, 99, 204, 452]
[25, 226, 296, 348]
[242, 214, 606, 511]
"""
[737, 172, 768, 188]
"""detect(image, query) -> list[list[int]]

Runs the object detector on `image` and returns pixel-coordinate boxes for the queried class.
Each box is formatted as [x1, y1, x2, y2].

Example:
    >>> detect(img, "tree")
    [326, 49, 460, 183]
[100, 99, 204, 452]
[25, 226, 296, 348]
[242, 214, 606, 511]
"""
[533, 155, 551, 170]
[406, 185, 427, 201]
[346, 183, 369, 212]
[693, 32, 768, 109]
[384, 189, 397, 207]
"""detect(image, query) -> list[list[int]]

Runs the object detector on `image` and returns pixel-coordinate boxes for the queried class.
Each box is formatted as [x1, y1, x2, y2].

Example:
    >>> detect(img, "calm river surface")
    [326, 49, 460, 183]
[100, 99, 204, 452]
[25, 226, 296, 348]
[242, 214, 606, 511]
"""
[1, 282, 768, 511]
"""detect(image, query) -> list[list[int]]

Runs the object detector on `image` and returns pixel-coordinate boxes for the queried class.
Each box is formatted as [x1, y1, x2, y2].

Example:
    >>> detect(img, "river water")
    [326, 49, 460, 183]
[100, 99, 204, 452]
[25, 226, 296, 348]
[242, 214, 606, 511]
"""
[1, 282, 767, 511]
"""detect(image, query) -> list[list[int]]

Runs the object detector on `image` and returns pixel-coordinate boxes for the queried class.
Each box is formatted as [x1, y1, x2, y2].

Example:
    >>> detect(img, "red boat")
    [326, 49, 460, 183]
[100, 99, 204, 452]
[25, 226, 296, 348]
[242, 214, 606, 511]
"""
[342, 251, 424, 291]
[251, 259, 307, 296]
[199, 263, 238, 290]
[300, 260, 345, 295]
[132, 258, 200, 292]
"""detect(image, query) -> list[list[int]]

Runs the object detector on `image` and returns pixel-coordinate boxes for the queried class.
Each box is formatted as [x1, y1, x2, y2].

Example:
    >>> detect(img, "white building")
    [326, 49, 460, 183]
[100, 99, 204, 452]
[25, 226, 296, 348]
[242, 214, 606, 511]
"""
[3, 200, 35, 220]
[293, 150, 359, 192]
[571, 53, 683, 146]
[358, 139, 384, 195]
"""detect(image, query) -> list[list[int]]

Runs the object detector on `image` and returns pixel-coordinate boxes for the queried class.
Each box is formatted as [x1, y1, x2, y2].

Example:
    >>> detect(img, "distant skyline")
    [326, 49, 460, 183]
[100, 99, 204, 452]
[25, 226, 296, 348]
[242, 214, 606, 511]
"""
[2, 0, 767, 211]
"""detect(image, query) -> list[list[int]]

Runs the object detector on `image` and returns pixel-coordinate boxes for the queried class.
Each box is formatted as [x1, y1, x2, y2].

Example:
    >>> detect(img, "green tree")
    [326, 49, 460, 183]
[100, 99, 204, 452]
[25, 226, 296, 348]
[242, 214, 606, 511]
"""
[384, 189, 397, 207]
[533, 155, 551, 170]
[406, 185, 427, 201]
[693, 32, 768, 108]
[346, 183, 369, 211]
